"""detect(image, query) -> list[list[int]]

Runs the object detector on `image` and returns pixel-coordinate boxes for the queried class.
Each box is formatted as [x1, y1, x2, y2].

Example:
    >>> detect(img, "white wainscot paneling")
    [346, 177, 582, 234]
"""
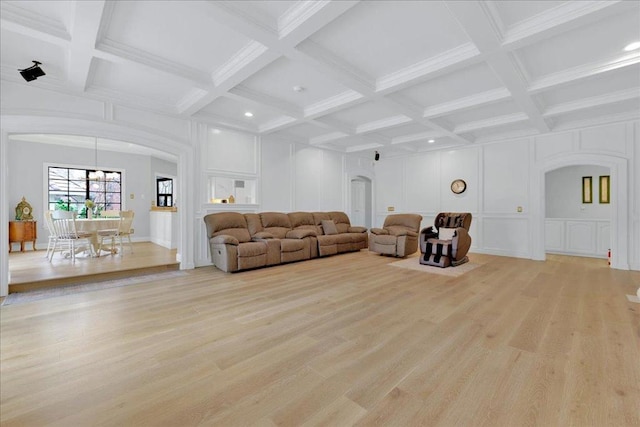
[544, 219, 564, 251]
[534, 132, 573, 161]
[114, 106, 190, 142]
[150, 211, 178, 249]
[483, 217, 530, 257]
[375, 157, 404, 212]
[544, 218, 609, 258]
[321, 150, 343, 210]
[294, 146, 323, 210]
[483, 140, 529, 213]
[579, 123, 627, 155]
[441, 148, 478, 212]
[207, 129, 256, 174]
[405, 152, 440, 213]
[261, 141, 292, 211]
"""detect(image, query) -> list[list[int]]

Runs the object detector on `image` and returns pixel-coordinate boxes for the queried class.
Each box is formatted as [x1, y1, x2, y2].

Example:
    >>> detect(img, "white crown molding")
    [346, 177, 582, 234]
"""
[192, 111, 259, 134]
[473, 127, 539, 144]
[296, 40, 376, 95]
[86, 85, 178, 115]
[304, 90, 364, 118]
[259, 116, 298, 133]
[528, 52, 640, 93]
[502, 1, 627, 49]
[309, 131, 348, 145]
[391, 131, 443, 145]
[423, 88, 512, 118]
[552, 110, 640, 132]
[279, 0, 330, 38]
[212, 41, 269, 86]
[345, 142, 384, 153]
[229, 85, 303, 118]
[376, 43, 482, 93]
[356, 115, 412, 134]
[543, 88, 640, 117]
[0, 1, 71, 45]
[176, 88, 211, 114]
[454, 112, 529, 133]
[96, 38, 212, 87]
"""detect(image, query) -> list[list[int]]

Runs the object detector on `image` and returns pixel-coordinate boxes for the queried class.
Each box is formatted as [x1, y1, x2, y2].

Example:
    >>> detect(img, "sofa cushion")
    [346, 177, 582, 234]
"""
[373, 234, 398, 246]
[328, 211, 351, 233]
[281, 239, 305, 253]
[204, 212, 252, 243]
[438, 227, 456, 240]
[244, 213, 264, 236]
[321, 220, 338, 235]
[260, 212, 292, 239]
[237, 242, 267, 257]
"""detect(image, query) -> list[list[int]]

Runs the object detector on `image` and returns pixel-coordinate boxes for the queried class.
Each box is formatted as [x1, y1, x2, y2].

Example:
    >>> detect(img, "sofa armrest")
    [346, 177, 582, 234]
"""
[370, 228, 388, 235]
[390, 229, 417, 237]
[211, 235, 239, 246]
[348, 226, 367, 233]
[252, 231, 274, 240]
[286, 229, 317, 239]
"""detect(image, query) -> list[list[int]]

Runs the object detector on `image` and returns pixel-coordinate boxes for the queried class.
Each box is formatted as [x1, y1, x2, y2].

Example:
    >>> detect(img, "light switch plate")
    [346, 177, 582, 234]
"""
[387, 206, 395, 212]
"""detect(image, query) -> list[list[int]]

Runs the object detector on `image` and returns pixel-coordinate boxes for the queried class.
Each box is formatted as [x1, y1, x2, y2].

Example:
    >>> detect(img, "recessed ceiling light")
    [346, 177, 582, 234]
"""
[428, 139, 435, 143]
[244, 112, 253, 118]
[212, 128, 221, 134]
[624, 41, 640, 51]
[293, 85, 305, 93]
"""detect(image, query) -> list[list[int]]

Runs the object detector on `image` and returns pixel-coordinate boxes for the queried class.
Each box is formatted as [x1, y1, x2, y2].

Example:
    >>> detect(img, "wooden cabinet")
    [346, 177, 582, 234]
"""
[9, 221, 37, 252]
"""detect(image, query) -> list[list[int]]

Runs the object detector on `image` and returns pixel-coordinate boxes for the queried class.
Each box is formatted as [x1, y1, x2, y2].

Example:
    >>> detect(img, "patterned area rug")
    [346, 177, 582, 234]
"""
[389, 257, 482, 277]
[2, 270, 188, 306]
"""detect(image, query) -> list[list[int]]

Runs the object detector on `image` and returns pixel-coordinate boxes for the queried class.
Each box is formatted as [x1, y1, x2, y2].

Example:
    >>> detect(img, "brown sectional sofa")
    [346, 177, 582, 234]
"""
[203, 211, 368, 272]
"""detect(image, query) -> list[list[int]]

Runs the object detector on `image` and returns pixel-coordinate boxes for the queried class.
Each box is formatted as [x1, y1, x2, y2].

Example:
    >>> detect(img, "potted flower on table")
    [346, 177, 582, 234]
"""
[85, 199, 95, 219]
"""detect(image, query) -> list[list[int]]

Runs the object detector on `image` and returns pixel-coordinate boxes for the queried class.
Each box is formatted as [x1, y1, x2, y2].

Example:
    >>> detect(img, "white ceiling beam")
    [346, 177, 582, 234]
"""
[446, 0, 550, 133]
[454, 112, 529, 133]
[392, 131, 444, 146]
[66, 1, 106, 93]
[423, 88, 512, 118]
[192, 111, 259, 134]
[228, 86, 303, 118]
[528, 52, 640, 93]
[542, 88, 640, 117]
[304, 90, 365, 119]
[278, 1, 360, 46]
[258, 116, 299, 133]
[356, 115, 412, 134]
[309, 131, 349, 145]
[0, 2, 71, 46]
[502, 1, 637, 51]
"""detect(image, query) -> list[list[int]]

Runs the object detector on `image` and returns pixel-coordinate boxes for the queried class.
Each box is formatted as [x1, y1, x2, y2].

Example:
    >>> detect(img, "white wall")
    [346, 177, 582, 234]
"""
[373, 121, 639, 269]
[7, 140, 158, 245]
[546, 165, 611, 219]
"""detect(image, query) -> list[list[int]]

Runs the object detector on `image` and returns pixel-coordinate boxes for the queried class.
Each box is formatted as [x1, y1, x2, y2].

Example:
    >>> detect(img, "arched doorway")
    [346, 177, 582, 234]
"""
[0, 115, 194, 296]
[531, 153, 629, 270]
[347, 171, 374, 230]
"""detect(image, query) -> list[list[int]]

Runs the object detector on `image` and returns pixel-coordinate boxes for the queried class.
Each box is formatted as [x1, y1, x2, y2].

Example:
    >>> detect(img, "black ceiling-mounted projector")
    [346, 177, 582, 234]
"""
[18, 61, 45, 82]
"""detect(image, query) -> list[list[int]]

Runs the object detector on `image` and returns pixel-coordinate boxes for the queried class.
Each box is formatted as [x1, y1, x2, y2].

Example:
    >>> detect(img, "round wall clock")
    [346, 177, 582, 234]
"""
[451, 179, 467, 194]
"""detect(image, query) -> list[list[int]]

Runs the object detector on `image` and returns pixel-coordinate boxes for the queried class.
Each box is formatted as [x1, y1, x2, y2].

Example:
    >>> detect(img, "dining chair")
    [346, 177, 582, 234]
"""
[97, 210, 135, 256]
[49, 210, 93, 262]
[44, 210, 57, 259]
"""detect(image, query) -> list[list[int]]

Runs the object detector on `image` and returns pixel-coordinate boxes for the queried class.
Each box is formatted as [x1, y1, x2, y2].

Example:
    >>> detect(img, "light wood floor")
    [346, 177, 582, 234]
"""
[8, 242, 179, 292]
[1, 251, 639, 426]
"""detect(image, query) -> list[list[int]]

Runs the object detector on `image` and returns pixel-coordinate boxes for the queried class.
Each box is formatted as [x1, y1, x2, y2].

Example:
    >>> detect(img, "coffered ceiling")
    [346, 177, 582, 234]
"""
[1, 0, 639, 157]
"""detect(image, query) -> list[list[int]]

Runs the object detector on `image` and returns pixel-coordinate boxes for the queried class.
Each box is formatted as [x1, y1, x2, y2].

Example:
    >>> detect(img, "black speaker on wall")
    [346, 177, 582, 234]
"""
[19, 61, 45, 82]
[374, 151, 380, 161]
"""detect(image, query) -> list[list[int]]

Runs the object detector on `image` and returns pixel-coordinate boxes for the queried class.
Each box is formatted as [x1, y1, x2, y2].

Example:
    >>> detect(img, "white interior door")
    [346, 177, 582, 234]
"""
[351, 180, 366, 226]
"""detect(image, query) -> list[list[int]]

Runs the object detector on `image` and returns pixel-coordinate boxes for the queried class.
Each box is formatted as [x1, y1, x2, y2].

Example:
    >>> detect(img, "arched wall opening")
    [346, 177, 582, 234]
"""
[532, 153, 629, 270]
[0, 115, 195, 296]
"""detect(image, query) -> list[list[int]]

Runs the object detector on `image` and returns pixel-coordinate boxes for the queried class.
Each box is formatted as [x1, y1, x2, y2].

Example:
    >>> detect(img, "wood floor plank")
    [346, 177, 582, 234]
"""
[2, 250, 639, 426]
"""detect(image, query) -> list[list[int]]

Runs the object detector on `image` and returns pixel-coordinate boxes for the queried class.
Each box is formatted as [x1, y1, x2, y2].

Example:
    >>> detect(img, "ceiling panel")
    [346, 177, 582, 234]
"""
[199, 96, 285, 127]
[535, 64, 640, 107]
[396, 62, 505, 108]
[492, 1, 567, 29]
[105, 1, 251, 73]
[1, 30, 67, 80]
[441, 100, 523, 126]
[240, 57, 351, 108]
[89, 59, 194, 106]
[308, 1, 470, 78]
[515, 11, 640, 79]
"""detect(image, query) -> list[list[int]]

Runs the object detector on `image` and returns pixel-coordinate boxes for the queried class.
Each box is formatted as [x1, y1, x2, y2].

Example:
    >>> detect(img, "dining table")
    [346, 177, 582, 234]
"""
[75, 217, 121, 256]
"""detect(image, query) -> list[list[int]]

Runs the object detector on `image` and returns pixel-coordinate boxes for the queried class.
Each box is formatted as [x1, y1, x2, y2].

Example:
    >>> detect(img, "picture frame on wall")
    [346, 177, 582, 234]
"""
[582, 176, 592, 204]
[599, 175, 610, 204]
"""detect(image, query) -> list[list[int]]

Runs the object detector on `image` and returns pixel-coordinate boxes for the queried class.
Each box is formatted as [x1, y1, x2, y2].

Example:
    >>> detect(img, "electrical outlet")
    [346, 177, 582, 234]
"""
[387, 206, 395, 212]
[517, 206, 523, 213]
[130, 193, 135, 199]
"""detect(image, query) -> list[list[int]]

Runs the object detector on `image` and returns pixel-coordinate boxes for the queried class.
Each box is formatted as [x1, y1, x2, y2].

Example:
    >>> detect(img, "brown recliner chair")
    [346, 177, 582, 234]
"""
[369, 214, 422, 257]
[420, 212, 472, 267]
